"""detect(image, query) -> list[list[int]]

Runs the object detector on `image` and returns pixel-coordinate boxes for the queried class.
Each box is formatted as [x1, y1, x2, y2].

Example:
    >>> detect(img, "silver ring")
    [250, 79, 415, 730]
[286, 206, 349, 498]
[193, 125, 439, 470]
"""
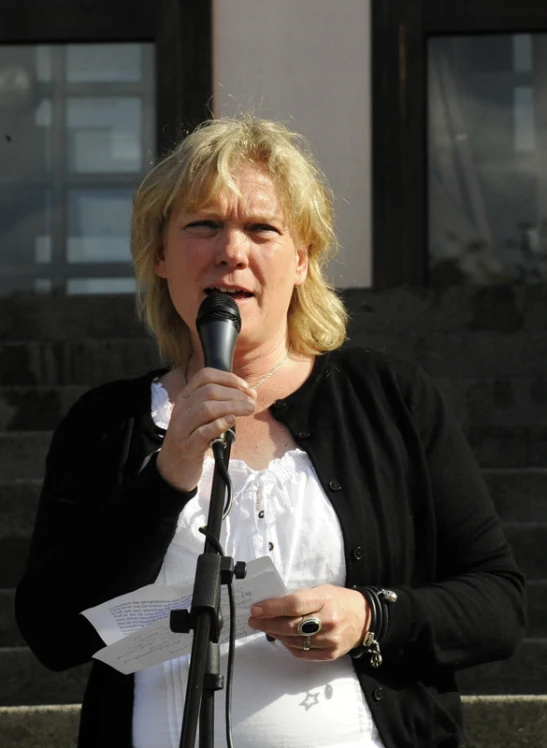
[303, 636, 312, 651]
[297, 616, 322, 637]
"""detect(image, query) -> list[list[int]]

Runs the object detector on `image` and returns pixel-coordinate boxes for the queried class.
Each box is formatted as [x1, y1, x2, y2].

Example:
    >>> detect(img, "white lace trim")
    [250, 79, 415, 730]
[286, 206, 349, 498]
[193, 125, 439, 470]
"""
[151, 379, 308, 474]
[151, 379, 174, 430]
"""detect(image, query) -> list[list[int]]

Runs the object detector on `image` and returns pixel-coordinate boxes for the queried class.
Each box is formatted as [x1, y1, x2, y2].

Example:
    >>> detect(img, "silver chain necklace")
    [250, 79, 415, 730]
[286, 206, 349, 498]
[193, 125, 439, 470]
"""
[249, 350, 291, 390]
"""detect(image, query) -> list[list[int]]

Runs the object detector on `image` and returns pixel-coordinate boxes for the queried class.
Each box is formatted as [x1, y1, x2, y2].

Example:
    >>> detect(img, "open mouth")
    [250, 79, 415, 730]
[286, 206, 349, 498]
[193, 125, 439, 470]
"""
[205, 287, 254, 300]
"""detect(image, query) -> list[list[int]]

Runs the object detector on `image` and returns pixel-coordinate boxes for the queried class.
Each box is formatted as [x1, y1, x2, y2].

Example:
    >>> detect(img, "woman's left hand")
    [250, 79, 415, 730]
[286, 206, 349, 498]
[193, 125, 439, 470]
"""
[248, 584, 371, 660]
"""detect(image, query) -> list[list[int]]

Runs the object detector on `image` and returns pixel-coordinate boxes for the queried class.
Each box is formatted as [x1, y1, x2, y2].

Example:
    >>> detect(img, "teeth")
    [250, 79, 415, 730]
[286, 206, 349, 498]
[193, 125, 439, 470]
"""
[210, 287, 248, 294]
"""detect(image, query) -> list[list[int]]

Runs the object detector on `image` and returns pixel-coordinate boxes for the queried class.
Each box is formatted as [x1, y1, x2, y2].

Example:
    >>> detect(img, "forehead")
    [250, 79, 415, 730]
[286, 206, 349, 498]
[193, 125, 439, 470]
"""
[180, 164, 289, 220]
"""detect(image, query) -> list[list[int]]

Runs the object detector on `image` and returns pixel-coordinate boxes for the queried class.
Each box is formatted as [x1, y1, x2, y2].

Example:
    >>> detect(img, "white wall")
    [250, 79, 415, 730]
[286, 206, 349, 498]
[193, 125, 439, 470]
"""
[212, 0, 372, 288]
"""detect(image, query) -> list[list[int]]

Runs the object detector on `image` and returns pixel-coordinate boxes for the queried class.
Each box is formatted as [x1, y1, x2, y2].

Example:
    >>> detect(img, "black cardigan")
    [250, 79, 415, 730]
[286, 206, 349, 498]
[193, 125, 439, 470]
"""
[15, 347, 525, 748]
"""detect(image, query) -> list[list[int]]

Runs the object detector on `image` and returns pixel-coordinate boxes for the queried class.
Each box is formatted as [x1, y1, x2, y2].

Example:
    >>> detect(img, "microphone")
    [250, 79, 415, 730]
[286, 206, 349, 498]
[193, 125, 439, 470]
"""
[196, 292, 241, 373]
[196, 292, 241, 450]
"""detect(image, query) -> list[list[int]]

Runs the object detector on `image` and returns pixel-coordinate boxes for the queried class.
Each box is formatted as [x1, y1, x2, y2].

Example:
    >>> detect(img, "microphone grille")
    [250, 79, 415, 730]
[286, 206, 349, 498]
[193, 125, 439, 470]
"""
[197, 292, 242, 332]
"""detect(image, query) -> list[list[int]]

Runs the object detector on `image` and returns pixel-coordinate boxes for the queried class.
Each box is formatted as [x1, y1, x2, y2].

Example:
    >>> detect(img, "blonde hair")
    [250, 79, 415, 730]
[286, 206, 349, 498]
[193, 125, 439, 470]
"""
[131, 116, 348, 366]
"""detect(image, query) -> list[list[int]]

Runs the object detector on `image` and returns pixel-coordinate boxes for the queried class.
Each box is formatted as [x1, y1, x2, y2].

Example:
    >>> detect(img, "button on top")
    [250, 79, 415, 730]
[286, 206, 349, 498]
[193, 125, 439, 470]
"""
[297, 431, 311, 439]
[272, 400, 288, 410]
[258, 510, 265, 519]
[328, 480, 342, 491]
[350, 546, 364, 561]
[268, 541, 274, 551]
[372, 687, 384, 702]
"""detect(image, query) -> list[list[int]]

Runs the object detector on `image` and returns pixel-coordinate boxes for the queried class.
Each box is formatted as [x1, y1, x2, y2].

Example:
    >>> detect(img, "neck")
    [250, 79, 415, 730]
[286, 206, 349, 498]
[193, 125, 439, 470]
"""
[185, 338, 291, 388]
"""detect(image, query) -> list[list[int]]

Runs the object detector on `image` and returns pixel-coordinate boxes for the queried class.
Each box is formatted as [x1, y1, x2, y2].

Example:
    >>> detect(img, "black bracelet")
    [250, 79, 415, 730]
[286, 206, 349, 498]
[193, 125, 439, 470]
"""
[352, 586, 397, 667]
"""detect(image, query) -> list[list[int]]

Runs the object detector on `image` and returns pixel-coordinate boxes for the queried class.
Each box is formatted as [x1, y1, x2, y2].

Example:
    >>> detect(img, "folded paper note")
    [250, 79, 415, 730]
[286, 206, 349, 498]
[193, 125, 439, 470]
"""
[81, 556, 287, 674]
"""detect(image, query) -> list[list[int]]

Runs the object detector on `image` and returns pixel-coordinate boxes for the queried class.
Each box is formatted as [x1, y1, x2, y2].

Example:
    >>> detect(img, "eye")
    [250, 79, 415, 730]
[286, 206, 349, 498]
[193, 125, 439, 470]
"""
[184, 220, 220, 233]
[250, 223, 280, 235]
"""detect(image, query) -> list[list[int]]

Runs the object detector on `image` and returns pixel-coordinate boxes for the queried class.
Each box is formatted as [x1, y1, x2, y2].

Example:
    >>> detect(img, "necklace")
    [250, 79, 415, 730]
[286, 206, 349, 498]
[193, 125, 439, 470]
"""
[249, 350, 291, 390]
[182, 350, 291, 390]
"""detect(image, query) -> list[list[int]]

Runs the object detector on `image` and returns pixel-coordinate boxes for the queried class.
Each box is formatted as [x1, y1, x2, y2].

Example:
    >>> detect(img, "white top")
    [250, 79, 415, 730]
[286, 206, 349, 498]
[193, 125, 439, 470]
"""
[132, 381, 384, 748]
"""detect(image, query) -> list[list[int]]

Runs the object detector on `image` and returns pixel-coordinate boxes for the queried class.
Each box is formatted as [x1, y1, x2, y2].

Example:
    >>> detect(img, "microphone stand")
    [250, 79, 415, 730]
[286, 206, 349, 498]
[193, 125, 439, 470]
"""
[170, 428, 246, 748]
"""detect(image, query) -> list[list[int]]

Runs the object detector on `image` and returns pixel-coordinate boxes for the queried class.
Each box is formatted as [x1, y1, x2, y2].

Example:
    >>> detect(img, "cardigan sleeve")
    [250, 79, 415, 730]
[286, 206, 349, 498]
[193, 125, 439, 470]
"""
[15, 383, 195, 672]
[379, 363, 526, 670]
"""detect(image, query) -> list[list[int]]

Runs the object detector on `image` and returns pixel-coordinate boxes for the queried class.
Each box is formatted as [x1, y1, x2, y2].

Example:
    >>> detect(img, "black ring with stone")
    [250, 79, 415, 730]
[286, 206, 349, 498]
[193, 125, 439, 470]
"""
[297, 617, 322, 637]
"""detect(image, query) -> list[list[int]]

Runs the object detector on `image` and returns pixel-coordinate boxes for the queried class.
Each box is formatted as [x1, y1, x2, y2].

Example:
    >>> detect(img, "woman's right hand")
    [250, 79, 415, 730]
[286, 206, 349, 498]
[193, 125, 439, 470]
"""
[155, 367, 257, 492]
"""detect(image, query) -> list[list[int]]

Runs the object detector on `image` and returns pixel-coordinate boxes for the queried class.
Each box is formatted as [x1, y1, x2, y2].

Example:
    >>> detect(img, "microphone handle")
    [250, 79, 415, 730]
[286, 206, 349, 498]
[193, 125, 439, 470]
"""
[198, 320, 240, 373]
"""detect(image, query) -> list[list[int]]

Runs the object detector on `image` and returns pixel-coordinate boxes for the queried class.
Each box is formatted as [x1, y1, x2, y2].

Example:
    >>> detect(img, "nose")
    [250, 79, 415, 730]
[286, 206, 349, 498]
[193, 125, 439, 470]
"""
[215, 227, 249, 268]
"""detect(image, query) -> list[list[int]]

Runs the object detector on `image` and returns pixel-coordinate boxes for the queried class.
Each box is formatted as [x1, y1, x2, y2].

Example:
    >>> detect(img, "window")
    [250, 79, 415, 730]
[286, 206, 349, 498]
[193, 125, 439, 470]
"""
[428, 34, 547, 284]
[0, 43, 155, 295]
[372, 0, 547, 286]
[0, 0, 212, 296]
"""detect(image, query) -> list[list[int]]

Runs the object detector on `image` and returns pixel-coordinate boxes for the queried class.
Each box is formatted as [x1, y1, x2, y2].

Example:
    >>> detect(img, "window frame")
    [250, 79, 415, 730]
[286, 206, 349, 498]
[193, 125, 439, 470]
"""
[0, 0, 212, 293]
[371, 0, 547, 286]
[0, 0, 212, 154]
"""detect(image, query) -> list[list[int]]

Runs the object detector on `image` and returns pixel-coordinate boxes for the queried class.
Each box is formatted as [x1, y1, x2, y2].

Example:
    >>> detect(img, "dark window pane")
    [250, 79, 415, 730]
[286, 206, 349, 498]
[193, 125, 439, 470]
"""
[0, 42, 155, 296]
[428, 34, 547, 284]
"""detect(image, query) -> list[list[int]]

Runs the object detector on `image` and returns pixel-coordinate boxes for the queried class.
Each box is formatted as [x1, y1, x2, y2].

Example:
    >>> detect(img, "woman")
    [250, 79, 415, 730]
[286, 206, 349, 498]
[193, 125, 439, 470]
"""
[15, 117, 525, 748]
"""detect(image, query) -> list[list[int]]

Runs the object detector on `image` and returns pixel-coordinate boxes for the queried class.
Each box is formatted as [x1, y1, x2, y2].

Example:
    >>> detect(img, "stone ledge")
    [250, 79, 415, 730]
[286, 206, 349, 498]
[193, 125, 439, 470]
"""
[461, 695, 547, 748]
[0, 704, 80, 748]
[0, 697, 546, 748]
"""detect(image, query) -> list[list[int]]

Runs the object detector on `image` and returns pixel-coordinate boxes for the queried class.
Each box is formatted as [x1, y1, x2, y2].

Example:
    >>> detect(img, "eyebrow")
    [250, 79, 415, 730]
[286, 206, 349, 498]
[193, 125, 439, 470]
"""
[186, 210, 285, 225]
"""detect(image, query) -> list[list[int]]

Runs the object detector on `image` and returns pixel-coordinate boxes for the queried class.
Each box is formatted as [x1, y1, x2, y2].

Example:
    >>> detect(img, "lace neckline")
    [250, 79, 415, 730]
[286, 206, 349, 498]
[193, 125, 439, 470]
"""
[150, 378, 308, 476]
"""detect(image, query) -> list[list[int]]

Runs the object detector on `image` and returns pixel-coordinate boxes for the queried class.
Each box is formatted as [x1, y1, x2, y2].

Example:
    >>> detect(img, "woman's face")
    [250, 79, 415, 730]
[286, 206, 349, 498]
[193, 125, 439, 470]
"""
[155, 163, 309, 355]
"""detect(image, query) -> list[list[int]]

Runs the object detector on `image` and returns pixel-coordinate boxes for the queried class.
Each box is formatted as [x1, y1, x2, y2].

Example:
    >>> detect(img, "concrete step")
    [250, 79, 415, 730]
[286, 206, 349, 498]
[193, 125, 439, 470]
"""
[0, 705, 80, 748]
[0, 697, 546, 748]
[1, 489, 545, 590]
[433, 376, 547, 428]
[0, 640, 544, 707]
[2, 522, 546, 592]
[0, 480, 41, 539]
[1, 287, 546, 345]
[2, 468, 544, 540]
[9, 523, 547, 589]
[0, 590, 21, 647]
[0, 648, 89, 706]
[457, 639, 547, 696]
[503, 523, 547, 582]
[342, 285, 547, 335]
[1, 430, 547, 494]
[356, 329, 547, 379]
[0, 539, 32, 587]
[482, 468, 547, 523]
[527, 581, 547, 639]
[0, 340, 161, 388]
[2, 581, 546, 648]
[464, 425, 547, 469]
[461, 695, 547, 748]
[0, 696, 545, 748]
[3, 333, 547, 390]
[2, 377, 547, 430]
[0, 387, 86, 432]
[0, 294, 144, 342]
[0, 433, 50, 482]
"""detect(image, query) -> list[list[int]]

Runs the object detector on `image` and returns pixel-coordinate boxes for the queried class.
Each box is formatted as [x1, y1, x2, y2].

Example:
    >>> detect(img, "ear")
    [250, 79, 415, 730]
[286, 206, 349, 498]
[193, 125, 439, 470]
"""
[154, 244, 167, 278]
[294, 244, 309, 287]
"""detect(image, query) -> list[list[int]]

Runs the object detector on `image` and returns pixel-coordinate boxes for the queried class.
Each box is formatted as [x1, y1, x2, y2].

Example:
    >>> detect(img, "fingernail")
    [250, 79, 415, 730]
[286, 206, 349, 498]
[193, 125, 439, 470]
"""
[251, 605, 263, 616]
